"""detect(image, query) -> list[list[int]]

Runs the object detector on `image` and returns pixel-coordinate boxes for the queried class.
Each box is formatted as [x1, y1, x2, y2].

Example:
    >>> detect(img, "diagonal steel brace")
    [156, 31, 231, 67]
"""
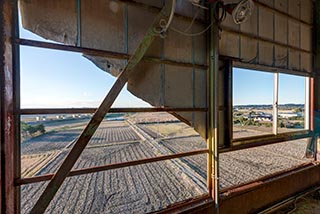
[30, 1, 174, 213]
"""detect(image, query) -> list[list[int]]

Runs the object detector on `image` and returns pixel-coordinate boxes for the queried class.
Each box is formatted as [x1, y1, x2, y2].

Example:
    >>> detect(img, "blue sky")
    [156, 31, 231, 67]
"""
[233, 68, 305, 105]
[20, 26, 305, 108]
[20, 28, 151, 108]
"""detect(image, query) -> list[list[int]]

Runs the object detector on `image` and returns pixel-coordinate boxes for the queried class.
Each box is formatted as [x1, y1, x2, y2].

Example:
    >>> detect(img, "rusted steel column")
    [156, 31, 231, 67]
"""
[0, 0, 20, 213]
[208, 2, 219, 213]
[314, 1, 320, 111]
[312, 0, 320, 159]
[30, 2, 174, 213]
[308, 0, 320, 158]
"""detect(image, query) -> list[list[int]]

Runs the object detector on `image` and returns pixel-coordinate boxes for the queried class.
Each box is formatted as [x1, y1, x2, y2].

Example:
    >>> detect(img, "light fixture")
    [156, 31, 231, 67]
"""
[232, 0, 254, 24]
[224, 0, 254, 24]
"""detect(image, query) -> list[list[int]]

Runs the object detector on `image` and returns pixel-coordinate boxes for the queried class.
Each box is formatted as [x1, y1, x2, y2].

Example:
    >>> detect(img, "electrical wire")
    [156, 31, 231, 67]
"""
[154, 0, 176, 38]
[162, 0, 176, 33]
[183, 8, 201, 33]
[213, 1, 226, 23]
[170, 22, 213, 37]
[168, 1, 209, 37]
[192, 2, 208, 10]
[169, 0, 226, 37]
[155, 0, 176, 34]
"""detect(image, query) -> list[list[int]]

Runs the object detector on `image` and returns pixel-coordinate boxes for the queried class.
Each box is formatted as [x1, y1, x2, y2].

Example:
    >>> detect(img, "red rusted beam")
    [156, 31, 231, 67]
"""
[219, 163, 320, 214]
[30, 3, 176, 213]
[221, 130, 312, 153]
[15, 149, 208, 185]
[19, 107, 207, 115]
[310, 78, 314, 131]
[220, 162, 314, 195]
[152, 194, 212, 214]
[0, 0, 20, 213]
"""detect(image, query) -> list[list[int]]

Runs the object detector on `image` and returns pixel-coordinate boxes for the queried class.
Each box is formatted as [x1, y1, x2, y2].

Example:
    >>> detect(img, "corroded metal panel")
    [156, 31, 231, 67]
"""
[220, 0, 313, 75]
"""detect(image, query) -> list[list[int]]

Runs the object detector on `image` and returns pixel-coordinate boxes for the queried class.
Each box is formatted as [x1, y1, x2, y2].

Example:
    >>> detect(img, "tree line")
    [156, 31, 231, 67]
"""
[21, 122, 46, 137]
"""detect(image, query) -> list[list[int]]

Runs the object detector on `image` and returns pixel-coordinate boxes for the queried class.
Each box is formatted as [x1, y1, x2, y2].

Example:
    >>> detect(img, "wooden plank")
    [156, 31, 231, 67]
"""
[274, 45, 287, 68]
[258, 41, 274, 66]
[221, 27, 310, 54]
[301, 52, 312, 73]
[219, 31, 239, 59]
[275, 14, 288, 44]
[258, 6, 274, 40]
[301, 24, 312, 52]
[288, 0, 300, 19]
[240, 3, 258, 35]
[300, 0, 313, 24]
[274, 0, 288, 13]
[240, 36, 258, 63]
[288, 49, 300, 71]
[288, 20, 300, 48]
[258, 0, 274, 8]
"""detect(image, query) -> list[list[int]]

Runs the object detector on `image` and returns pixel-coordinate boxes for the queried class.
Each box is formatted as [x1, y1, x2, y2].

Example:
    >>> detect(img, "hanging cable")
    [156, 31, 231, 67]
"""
[192, 2, 209, 10]
[154, 0, 176, 37]
[184, 8, 201, 33]
[170, 22, 213, 37]
[170, 0, 226, 37]
[213, 1, 227, 23]
[162, 0, 176, 33]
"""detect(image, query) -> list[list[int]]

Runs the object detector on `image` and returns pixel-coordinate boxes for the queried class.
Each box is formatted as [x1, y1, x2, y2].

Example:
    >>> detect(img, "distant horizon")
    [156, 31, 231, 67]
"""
[233, 68, 305, 106]
[233, 103, 304, 107]
[20, 24, 306, 109]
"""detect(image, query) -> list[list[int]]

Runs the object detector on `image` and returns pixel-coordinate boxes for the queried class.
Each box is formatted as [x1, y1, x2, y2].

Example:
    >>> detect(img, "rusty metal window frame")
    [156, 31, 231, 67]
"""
[227, 66, 313, 153]
[13, 1, 213, 213]
[17, 108, 209, 187]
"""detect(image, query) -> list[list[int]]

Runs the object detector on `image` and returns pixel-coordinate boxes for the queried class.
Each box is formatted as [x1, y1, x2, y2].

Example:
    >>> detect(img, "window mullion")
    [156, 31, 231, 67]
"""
[305, 77, 310, 130]
[273, 73, 279, 135]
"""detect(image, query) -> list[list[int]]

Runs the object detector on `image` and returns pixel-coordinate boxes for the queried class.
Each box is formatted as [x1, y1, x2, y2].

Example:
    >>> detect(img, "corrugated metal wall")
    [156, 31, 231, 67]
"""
[221, 0, 313, 76]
